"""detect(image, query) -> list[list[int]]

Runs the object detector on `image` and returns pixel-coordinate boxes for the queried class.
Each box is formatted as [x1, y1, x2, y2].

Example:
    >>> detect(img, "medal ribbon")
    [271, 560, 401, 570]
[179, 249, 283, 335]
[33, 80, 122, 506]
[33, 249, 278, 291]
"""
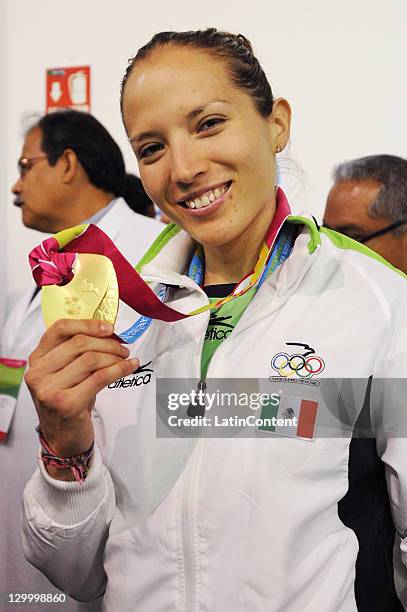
[29, 187, 291, 327]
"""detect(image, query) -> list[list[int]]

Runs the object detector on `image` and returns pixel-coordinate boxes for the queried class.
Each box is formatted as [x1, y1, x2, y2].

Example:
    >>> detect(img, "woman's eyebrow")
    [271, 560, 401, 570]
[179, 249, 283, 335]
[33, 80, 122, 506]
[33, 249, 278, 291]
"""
[187, 99, 231, 121]
[129, 130, 160, 144]
[129, 100, 231, 143]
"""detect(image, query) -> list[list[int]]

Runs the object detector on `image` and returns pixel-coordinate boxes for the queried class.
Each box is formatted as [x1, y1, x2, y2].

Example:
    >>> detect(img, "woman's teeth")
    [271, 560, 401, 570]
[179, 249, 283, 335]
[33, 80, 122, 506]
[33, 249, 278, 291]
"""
[185, 184, 228, 209]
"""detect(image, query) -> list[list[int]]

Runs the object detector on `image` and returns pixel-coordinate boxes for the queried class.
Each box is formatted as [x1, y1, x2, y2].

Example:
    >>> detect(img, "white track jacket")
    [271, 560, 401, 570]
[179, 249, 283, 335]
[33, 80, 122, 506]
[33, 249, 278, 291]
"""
[22, 216, 407, 612]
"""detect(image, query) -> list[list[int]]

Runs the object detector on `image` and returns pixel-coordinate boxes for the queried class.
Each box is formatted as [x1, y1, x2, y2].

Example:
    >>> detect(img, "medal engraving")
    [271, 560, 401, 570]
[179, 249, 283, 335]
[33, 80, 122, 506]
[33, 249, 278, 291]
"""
[42, 254, 119, 327]
[80, 278, 103, 296]
[94, 262, 119, 322]
[64, 296, 81, 316]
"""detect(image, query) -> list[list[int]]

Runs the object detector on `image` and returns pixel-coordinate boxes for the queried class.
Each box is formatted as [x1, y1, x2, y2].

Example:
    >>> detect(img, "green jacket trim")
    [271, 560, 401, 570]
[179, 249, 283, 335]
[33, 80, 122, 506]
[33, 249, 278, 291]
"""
[287, 215, 321, 253]
[320, 227, 407, 279]
[136, 222, 181, 272]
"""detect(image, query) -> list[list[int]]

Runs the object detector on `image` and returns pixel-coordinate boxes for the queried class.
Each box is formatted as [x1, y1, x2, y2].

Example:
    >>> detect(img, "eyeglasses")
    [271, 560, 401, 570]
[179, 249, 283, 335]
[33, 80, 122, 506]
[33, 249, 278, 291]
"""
[358, 219, 407, 243]
[18, 155, 48, 177]
[323, 219, 407, 244]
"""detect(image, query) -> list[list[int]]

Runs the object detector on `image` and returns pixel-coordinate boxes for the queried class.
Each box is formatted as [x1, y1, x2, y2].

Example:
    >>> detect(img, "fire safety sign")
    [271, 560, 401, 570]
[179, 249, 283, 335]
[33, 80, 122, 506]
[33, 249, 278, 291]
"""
[46, 66, 91, 113]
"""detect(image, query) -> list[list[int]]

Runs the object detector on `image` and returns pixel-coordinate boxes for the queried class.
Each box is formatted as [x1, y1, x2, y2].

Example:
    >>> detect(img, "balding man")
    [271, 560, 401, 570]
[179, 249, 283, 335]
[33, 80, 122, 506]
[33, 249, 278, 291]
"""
[324, 155, 407, 274]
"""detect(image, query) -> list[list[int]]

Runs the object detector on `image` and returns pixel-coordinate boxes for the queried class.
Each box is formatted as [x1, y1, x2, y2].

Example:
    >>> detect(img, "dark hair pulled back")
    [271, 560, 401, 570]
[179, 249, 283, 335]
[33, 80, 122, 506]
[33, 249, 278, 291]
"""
[120, 28, 273, 119]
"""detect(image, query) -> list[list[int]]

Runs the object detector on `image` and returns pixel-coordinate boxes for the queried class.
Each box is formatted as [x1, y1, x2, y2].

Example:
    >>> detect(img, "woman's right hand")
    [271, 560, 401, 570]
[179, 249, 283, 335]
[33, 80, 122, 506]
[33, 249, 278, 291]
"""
[25, 319, 139, 476]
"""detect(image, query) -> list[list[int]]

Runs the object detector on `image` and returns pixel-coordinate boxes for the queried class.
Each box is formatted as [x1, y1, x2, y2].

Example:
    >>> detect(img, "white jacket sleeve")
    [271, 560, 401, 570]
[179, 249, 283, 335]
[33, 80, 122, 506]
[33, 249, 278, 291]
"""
[371, 292, 407, 573]
[21, 444, 115, 602]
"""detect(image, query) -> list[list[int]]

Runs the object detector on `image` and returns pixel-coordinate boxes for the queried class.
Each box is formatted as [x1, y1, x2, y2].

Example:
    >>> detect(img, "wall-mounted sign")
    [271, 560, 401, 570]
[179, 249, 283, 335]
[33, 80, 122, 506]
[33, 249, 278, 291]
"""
[46, 66, 91, 113]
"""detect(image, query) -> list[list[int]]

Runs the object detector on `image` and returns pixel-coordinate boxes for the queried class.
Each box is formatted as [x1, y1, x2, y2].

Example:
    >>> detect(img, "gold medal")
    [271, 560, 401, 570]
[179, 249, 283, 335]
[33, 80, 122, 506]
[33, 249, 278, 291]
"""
[41, 254, 119, 328]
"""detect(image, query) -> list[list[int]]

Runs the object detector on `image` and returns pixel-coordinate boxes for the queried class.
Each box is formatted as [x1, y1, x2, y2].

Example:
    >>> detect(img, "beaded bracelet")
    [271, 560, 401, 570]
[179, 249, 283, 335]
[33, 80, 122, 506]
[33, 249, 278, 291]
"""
[36, 426, 94, 484]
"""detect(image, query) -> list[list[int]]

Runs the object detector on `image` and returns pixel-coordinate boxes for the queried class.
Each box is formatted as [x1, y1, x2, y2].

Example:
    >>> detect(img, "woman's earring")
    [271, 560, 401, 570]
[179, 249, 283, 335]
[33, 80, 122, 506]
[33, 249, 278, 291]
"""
[275, 144, 282, 154]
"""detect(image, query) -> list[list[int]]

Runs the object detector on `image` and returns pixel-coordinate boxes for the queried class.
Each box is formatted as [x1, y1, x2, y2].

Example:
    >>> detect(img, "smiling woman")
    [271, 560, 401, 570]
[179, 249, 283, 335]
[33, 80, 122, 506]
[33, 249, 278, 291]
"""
[121, 31, 290, 284]
[21, 28, 407, 612]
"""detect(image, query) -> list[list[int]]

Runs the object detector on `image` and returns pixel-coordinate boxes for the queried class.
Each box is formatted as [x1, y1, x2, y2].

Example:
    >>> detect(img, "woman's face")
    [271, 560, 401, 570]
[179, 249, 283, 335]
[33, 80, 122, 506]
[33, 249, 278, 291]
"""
[122, 46, 290, 249]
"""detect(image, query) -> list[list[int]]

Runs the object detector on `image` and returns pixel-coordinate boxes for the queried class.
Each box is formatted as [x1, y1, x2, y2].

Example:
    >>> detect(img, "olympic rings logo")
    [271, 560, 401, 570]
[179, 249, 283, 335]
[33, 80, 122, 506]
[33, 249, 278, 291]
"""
[271, 351, 325, 378]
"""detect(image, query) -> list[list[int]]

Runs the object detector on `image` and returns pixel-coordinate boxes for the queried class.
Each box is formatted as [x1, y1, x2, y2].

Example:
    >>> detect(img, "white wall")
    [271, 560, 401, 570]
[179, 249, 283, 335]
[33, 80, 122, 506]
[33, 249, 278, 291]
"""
[5, 0, 407, 302]
[0, 0, 8, 328]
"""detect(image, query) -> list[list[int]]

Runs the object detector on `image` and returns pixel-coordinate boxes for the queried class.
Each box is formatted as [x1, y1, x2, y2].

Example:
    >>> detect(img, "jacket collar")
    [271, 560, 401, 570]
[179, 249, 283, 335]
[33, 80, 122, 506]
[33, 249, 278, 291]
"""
[140, 213, 321, 295]
[139, 214, 321, 337]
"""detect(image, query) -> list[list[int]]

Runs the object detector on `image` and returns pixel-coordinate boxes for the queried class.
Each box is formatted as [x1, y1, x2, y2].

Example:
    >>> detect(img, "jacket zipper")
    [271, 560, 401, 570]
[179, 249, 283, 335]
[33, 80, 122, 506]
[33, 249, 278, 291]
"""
[181, 440, 204, 612]
[187, 380, 207, 417]
[180, 327, 236, 609]
[181, 310, 238, 611]
[180, 313, 208, 612]
[182, 287, 256, 610]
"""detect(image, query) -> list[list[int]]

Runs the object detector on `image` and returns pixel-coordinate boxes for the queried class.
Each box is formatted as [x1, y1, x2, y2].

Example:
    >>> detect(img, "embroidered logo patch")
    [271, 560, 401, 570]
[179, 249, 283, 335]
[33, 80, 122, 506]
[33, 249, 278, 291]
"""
[108, 361, 153, 389]
[271, 342, 325, 379]
[205, 312, 234, 341]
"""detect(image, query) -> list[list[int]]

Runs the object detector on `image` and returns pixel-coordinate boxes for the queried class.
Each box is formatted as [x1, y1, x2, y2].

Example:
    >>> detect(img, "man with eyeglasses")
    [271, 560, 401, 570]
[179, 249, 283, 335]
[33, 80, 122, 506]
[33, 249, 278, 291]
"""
[323, 155, 407, 274]
[1, 110, 163, 611]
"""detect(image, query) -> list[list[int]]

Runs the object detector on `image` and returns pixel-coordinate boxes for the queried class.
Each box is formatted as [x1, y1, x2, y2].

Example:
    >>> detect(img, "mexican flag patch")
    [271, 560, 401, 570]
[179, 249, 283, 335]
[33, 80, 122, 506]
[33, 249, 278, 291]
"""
[258, 394, 318, 440]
